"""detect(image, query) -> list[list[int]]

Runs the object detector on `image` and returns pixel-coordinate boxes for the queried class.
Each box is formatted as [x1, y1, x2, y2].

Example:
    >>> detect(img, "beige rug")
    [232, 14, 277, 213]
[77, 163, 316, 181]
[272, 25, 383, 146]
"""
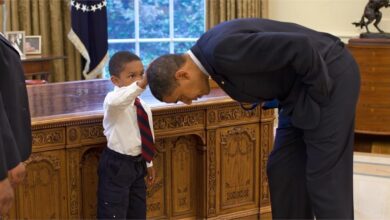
[354, 152, 390, 220]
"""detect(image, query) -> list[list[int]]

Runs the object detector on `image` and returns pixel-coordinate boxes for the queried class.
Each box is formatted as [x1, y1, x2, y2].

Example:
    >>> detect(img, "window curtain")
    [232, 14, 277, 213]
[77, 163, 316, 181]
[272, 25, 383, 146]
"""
[0, 0, 81, 82]
[206, 0, 267, 30]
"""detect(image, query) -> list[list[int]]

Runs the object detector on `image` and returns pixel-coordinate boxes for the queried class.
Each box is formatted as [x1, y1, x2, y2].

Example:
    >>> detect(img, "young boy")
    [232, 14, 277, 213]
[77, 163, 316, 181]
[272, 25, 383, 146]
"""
[97, 51, 156, 219]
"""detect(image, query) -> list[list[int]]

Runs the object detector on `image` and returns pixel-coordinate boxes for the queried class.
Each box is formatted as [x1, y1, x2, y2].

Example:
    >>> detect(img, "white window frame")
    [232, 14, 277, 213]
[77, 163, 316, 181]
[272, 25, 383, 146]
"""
[107, 0, 204, 54]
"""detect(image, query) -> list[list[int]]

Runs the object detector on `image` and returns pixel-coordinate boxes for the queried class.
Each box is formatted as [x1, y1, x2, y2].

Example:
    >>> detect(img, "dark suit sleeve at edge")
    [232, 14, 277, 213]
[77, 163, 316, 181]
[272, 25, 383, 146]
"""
[0, 92, 22, 181]
[213, 32, 333, 105]
[0, 124, 7, 180]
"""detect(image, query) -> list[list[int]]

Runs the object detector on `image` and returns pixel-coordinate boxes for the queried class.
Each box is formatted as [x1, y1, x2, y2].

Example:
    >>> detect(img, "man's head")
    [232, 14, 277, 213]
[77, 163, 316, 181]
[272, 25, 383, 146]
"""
[146, 54, 210, 105]
[109, 51, 144, 88]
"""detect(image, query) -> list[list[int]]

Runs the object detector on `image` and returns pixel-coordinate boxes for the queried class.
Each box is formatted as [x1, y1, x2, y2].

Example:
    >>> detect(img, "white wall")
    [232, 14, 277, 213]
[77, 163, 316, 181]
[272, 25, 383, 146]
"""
[268, 0, 390, 42]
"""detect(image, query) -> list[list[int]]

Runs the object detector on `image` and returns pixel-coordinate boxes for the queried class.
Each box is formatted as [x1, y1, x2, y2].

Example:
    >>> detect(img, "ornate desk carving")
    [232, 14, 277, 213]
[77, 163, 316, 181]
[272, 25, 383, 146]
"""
[10, 79, 274, 219]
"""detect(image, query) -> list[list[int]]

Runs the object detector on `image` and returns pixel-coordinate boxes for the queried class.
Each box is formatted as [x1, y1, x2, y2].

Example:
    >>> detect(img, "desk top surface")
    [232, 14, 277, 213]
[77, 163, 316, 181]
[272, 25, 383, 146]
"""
[27, 79, 232, 124]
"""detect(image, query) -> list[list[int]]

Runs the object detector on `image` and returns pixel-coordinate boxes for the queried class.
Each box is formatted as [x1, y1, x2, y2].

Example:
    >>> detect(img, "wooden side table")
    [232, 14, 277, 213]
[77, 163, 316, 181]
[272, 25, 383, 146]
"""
[348, 38, 390, 154]
[348, 38, 390, 135]
[21, 55, 66, 82]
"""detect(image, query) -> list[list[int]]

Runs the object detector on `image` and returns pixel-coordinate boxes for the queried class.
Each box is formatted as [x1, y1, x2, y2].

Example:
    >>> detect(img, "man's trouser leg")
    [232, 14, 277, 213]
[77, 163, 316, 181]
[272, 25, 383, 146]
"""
[303, 60, 359, 219]
[267, 114, 314, 219]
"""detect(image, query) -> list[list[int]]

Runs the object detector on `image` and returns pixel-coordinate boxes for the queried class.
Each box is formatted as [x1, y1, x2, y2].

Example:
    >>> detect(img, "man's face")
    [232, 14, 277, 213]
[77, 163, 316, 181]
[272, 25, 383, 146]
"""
[111, 60, 144, 88]
[162, 70, 210, 105]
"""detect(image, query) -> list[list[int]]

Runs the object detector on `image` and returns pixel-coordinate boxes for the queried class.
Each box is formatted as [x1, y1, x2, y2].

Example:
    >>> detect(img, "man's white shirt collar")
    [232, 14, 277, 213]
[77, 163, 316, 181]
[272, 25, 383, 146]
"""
[187, 50, 210, 76]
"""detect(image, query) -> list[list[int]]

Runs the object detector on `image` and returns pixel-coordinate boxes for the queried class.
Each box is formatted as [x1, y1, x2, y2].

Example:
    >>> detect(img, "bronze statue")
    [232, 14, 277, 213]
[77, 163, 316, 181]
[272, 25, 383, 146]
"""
[352, 0, 389, 37]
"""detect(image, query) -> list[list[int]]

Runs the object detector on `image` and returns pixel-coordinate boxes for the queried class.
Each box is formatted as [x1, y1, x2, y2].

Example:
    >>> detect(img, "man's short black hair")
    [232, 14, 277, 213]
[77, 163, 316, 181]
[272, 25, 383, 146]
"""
[109, 51, 141, 77]
[146, 54, 186, 101]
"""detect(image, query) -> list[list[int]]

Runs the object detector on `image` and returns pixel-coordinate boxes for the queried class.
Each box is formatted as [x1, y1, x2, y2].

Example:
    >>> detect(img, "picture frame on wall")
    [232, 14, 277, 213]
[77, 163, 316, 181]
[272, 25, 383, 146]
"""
[25, 35, 42, 55]
[5, 31, 25, 57]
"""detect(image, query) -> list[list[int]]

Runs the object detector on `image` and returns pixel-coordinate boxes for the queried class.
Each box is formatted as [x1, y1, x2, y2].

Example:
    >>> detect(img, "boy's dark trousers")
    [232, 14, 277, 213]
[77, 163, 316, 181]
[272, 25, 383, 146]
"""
[97, 147, 147, 219]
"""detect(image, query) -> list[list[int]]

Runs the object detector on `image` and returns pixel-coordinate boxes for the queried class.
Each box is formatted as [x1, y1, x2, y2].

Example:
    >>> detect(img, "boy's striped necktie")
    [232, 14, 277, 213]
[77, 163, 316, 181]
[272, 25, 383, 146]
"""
[134, 98, 156, 162]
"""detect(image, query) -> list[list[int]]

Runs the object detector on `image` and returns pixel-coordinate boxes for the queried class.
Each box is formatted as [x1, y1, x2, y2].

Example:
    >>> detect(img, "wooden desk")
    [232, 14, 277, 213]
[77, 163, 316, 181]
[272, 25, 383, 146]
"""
[8, 80, 274, 219]
[21, 55, 66, 81]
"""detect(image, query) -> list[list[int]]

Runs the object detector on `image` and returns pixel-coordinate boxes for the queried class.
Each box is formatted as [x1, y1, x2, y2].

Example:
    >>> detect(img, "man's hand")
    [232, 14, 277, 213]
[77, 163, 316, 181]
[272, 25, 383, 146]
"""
[146, 166, 156, 186]
[0, 178, 14, 216]
[8, 163, 26, 188]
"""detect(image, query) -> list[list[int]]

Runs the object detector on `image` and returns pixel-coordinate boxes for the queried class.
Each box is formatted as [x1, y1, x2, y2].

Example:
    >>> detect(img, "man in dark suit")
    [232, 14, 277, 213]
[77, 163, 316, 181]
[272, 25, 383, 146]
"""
[0, 14, 32, 215]
[146, 18, 360, 219]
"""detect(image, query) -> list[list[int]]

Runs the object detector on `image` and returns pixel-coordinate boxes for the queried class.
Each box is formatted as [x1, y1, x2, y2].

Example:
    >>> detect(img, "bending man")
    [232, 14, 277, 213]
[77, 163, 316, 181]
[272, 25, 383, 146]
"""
[146, 18, 360, 219]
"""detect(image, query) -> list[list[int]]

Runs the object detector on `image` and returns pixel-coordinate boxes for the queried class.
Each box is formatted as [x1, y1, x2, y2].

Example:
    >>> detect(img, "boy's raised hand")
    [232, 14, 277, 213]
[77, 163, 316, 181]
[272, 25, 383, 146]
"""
[137, 74, 148, 89]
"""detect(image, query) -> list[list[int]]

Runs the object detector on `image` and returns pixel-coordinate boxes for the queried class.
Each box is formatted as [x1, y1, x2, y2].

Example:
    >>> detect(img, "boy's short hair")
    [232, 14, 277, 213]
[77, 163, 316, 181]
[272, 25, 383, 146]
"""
[109, 51, 141, 77]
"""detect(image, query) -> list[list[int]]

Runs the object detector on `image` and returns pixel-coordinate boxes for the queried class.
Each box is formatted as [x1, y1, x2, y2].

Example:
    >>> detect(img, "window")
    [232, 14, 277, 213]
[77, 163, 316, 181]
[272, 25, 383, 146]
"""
[105, 0, 205, 78]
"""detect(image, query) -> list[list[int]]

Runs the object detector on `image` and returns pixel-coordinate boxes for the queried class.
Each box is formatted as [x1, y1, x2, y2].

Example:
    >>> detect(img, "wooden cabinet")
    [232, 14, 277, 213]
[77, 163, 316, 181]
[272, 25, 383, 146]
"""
[22, 55, 66, 81]
[9, 80, 274, 219]
[348, 38, 390, 154]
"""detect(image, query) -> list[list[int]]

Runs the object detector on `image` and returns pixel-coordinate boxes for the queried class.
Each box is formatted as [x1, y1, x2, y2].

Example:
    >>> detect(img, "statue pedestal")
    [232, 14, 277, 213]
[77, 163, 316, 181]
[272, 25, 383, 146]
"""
[360, 32, 390, 39]
[348, 38, 390, 46]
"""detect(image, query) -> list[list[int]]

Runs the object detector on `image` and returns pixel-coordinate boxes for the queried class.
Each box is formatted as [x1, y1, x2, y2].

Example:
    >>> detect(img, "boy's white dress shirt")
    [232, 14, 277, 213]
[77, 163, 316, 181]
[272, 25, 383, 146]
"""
[103, 82, 154, 167]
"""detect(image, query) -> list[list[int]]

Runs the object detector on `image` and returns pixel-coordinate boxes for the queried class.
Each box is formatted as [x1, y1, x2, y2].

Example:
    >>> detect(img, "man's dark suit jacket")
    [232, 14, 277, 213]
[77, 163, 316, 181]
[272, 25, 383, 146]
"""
[0, 34, 32, 180]
[191, 18, 354, 130]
